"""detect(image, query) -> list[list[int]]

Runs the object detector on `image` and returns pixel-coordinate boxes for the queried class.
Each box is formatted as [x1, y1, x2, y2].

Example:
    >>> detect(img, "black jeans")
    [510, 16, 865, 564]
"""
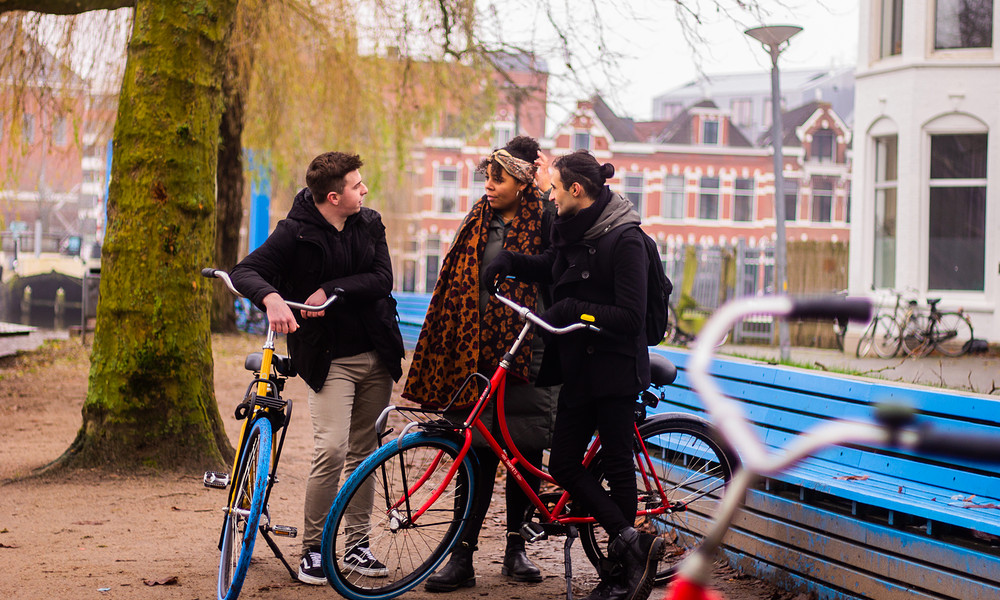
[459, 444, 543, 548]
[548, 391, 636, 537]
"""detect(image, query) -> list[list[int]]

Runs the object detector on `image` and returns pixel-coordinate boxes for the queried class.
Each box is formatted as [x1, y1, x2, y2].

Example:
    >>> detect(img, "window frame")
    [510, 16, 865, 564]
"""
[434, 165, 459, 213]
[810, 179, 834, 223]
[572, 132, 591, 151]
[661, 175, 685, 219]
[698, 176, 720, 220]
[873, 134, 898, 289]
[926, 132, 988, 291]
[733, 178, 755, 223]
[623, 173, 645, 215]
[702, 119, 720, 145]
[934, 0, 993, 50]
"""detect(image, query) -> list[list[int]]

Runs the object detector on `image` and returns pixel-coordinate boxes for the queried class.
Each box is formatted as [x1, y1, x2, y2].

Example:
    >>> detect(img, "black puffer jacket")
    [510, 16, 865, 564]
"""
[230, 188, 404, 391]
[508, 187, 650, 404]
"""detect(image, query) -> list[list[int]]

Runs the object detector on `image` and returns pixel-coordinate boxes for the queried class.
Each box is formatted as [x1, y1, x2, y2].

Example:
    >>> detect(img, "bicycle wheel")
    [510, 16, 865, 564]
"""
[579, 415, 739, 585]
[855, 318, 877, 357]
[871, 315, 902, 358]
[932, 312, 974, 357]
[322, 432, 475, 600]
[901, 314, 930, 357]
[218, 418, 272, 600]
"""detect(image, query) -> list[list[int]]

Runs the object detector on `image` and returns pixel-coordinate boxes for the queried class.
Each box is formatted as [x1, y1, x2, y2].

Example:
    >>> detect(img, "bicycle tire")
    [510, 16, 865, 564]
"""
[901, 314, 930, 357]
[871, 315, 902, 358]
[855, 317, 877, 357]
[932, 312, 974, 357]
[578, 414, 739, 585]
[218, 418, 272, 600]
[322, 432, 475, 600]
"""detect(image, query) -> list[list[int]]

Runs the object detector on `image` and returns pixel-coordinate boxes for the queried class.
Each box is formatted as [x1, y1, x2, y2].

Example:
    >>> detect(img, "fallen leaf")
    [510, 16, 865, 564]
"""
[0, 543, 18, 549]
[72, 520, 106, 526]
[833, 474, 869, 481]
[142, 576, 178, 586]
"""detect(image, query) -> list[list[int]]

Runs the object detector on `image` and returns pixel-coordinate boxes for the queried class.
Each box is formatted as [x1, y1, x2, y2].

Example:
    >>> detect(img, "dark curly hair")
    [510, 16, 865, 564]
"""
[476, 135, 541, 180]
[552, 150, 614, 198]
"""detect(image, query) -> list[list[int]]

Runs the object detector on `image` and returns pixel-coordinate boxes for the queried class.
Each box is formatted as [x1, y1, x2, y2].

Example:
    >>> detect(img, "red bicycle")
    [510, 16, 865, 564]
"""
[318, 292, 740, 600]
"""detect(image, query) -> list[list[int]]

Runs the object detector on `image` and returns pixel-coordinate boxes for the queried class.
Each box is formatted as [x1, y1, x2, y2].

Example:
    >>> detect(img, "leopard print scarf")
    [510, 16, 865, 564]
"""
[403, 188, 545, 409]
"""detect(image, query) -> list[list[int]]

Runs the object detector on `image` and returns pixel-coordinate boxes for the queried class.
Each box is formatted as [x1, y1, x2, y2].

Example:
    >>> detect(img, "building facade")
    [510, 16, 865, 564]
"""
[849, 0, 999, 340]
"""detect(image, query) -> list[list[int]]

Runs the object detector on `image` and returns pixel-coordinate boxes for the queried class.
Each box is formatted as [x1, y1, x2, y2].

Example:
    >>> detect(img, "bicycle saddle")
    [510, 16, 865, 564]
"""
[650, 354, 677, 386]
[244, 352, 297, 377]
[926, 298, 941, 309]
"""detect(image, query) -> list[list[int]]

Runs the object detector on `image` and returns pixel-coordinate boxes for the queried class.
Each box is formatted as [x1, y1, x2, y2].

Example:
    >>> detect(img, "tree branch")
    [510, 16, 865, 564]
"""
[0, 0, 134, 15]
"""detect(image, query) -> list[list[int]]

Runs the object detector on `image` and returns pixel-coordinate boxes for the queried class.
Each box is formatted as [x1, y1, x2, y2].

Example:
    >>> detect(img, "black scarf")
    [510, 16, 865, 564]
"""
[552, 186, 612, 248]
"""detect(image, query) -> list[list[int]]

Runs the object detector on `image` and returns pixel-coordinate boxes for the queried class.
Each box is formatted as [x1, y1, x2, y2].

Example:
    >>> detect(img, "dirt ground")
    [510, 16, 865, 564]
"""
[0, 335, 795, 600]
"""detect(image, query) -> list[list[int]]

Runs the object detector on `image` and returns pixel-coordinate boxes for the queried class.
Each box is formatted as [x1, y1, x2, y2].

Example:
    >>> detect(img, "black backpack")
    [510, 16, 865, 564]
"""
[606, 225, 673, 346]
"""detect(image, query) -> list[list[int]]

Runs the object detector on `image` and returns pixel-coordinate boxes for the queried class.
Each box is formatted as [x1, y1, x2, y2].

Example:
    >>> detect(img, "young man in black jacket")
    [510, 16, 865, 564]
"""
[230, 151, 404, 585]
[484, 150, 660, 600]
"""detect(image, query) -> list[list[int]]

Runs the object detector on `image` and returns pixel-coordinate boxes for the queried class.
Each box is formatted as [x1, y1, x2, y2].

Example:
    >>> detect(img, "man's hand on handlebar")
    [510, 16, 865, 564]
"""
[263, 292, 298, 334]
[300, 288, 329, 319]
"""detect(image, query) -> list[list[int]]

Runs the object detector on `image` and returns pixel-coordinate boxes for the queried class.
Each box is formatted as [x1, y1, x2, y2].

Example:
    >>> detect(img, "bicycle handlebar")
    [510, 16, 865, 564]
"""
[689, 294, 998, 474]
[202, 267, 340, 312]
[493, 292, 601, 335]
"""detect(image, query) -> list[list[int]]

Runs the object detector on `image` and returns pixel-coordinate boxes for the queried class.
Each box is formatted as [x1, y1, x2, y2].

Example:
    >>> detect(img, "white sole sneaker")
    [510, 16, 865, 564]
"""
[297, 568, 326, 586]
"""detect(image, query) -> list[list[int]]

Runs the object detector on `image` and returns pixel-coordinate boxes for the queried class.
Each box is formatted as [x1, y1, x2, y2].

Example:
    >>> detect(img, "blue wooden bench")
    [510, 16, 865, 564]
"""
[394, 292, 431, 350]
[652, 347, 1000, 600]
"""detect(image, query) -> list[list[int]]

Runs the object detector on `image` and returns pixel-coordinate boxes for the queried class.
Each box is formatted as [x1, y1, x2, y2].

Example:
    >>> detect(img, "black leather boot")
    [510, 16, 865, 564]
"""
[424, 543, 476, 592]
[608, 527, 665, 600]
[581, 558, 628, 600]
[501, 534, 542, 582]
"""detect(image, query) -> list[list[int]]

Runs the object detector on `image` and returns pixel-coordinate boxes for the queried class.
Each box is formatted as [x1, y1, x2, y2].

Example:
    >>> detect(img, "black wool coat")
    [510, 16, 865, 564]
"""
[509, 206, 650, 404]
[230, 188, 404, 391]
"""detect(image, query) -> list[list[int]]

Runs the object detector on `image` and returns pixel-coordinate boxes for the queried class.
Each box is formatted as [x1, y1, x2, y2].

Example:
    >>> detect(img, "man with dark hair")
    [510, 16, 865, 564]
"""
[231, 151, 404, 585]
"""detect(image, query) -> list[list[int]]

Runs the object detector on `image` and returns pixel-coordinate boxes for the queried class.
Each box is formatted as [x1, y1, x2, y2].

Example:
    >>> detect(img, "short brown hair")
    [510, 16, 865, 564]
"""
[306, 152, 364, 203]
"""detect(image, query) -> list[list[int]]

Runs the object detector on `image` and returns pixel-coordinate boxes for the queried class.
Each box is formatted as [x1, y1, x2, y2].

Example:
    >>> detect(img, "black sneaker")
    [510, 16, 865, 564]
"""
[343, 544, 389, 578]
[298, 548, 326, 585]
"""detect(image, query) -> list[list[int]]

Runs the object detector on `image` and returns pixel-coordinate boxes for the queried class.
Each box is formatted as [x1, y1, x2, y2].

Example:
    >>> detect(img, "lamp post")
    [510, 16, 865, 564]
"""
[746, 24, 801, 361]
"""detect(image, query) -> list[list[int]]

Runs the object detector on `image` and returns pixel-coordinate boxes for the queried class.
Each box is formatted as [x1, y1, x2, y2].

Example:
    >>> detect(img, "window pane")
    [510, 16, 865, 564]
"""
[573, 132, 591, 151]
[935, 0, 993, 49]
[811, 180, 834, 223]
[734, 178, 754, 222]
[624, 174, 644, 213]
[811, 130, 835, 162]
[875, 135, 898, 182]
[703, 121, 719, 144]
[874, 187, 897, 288]
[436, 167, 458, 213]
[699, 177, 719, 219]
[930, 134, 988, 179]
[928, 186, 985, 290]
[662, 175, 685, 218]
[880, 0, 904, 56]
[403, 260, 416, 292]
[783, 180, 798, 221]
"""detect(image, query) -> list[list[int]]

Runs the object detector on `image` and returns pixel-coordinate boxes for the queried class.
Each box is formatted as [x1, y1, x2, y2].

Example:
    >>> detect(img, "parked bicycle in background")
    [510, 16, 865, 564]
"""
[856, 290, 974, 358]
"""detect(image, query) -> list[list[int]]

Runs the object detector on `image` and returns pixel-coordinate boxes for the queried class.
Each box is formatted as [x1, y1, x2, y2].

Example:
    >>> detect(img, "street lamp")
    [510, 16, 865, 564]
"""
[745, 24, 802, 361]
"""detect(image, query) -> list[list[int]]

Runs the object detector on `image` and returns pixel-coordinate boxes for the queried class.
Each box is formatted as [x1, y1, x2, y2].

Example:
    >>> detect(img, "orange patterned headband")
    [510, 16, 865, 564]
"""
[490, 149, 537, 184]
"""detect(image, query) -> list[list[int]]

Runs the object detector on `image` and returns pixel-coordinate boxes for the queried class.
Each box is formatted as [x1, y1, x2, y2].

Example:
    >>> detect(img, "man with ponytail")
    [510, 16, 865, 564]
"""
[484, 150, 660, 600]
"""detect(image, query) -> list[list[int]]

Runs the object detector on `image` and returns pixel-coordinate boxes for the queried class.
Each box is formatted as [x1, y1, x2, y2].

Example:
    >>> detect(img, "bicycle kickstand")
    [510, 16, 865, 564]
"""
[564, 525, 578, 600]
[260, 529, 299, 580]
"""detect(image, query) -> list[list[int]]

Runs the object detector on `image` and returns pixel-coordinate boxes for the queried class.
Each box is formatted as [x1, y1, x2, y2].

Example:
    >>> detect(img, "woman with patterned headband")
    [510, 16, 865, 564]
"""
[403, 135, 559, 591]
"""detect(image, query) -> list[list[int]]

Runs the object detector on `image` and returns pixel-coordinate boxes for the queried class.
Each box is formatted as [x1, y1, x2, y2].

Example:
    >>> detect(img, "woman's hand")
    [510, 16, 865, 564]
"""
[534, 151, 552, 193]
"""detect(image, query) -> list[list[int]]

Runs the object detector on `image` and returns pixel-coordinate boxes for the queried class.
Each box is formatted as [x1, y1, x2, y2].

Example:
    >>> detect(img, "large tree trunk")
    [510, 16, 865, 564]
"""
[212, 64, 245, 333]
[55, 0, 238, 472]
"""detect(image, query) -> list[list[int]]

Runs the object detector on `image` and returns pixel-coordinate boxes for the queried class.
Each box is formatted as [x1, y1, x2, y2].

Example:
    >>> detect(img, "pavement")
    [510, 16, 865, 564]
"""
[715, 343, 1000, 397]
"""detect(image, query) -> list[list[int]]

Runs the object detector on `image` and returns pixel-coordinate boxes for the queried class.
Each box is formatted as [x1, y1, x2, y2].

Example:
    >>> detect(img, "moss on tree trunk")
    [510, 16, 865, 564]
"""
[56, 0, 238, 472]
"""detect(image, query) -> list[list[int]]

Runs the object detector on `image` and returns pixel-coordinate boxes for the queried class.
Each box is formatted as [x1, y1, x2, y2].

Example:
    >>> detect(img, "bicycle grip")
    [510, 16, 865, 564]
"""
[201, 267, 218, 278]
[915, 427, 1000, 463]
[787, 296, 872, 324]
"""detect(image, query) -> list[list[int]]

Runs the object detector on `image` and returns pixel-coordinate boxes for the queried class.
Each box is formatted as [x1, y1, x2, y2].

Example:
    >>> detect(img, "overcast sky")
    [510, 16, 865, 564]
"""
[537, 0, 860, 128]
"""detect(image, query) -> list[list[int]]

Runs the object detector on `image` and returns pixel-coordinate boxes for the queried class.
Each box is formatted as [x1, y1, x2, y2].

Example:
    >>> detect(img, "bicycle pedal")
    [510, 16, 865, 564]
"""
[203, 471, 230, 489]
[271, 525, 298, 538]
[519, 522, 547, 543]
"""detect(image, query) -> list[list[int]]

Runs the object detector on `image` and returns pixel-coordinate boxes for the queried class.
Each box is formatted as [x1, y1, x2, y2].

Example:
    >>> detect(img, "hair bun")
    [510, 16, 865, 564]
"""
[600, 163, 615, 179]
